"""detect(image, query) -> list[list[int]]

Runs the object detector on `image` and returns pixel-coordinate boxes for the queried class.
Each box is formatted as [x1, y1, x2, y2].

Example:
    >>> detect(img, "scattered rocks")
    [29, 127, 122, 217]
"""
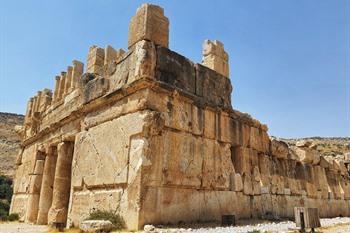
[144, 224, 156, 231]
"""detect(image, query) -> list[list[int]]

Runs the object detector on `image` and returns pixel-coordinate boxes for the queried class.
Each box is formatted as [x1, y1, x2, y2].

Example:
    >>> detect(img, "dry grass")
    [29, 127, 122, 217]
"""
[318, 222, 350, 232]
[46, 227, 80, 233]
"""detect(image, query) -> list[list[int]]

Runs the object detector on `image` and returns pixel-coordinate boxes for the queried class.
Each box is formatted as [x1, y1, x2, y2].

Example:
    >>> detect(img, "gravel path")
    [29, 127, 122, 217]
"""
[188, 217, 350, 233]
[1, 217, 350, 233]
[0, 223, 48, 233]
[151, 217, 350, 233]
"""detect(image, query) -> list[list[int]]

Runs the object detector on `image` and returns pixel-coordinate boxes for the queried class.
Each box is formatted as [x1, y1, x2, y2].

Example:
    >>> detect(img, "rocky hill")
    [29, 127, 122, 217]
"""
[0, 113, 24, 178]
[282, 137, 350, 157]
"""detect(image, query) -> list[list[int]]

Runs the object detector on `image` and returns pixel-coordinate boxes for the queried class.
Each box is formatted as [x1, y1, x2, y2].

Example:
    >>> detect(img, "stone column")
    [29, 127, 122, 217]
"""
[64, 66, 73, 94]
[31, 96, 38, 115]
[48, 141, 74, 226]
[25, 98, 34, 118]
[25, 152, 45, 223]
[58, 72, 66, 101]
[38, 89, 52, 112]
[24, 98, 34, 125]
[53, 76, 61, 103]
[37, 146, 58, 224]
[71, 60, 84, 90]
[34, 91, 42, 113]
[86, 45, 105, 75]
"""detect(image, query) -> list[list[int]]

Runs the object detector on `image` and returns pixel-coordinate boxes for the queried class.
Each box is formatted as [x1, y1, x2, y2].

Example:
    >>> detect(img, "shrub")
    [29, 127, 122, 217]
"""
[0, 201, 10, 220]
[86, 210, 125, 230]
[8, 213, 19, 221]
[0, 208, 8, 221]
[0, 175, 13, 202]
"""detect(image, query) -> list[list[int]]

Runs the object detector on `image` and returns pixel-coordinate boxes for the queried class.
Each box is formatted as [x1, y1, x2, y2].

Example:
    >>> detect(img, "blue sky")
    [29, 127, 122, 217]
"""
[0, 0, 349, 138]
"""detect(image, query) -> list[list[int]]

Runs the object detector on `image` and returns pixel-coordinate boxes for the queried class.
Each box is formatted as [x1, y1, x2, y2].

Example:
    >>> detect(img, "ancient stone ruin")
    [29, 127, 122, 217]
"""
[10, 3, 350, 230]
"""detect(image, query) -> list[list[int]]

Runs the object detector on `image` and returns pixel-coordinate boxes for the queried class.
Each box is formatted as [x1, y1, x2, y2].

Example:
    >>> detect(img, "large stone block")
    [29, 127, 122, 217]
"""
[204, 109, 216, 140]
[270, 139, 289, 159]
[128, 4, 169, 48]
[10, 194, 28, 221]
[79, 74, 109, 104]
[230, 173, 243, 191]
[313, 166, 329, 193]
[161, 131, 203, 188]
[191, 104, 204, 135]
[165, 95, 193, 133]
[250, 127, 269, 153]
[72, 111, 150, 188]
[241, 123, 251, 147]
[219, 113, 241, 145]
[202, 140, 234, 190]
[86, 45, 105, 75]
[156, 46, 196, 94]
[141, 187, 251, 226]
[68, 189, 123, 228]
[293, 147, 320, 165]
[28, 174, 43, 194]
[243, 173, 253, 195]
[13, 161, 33, 194]
[128, 40, 157, 83]
[231, 146, 251, 175]
[195, 64, 232, 108]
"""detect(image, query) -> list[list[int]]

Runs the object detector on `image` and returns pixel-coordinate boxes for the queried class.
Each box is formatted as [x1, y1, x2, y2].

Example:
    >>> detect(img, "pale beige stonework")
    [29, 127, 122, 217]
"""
[202, 40, 229, 77]
[128, 4, 169, 49]
[10, 3, 350, 231]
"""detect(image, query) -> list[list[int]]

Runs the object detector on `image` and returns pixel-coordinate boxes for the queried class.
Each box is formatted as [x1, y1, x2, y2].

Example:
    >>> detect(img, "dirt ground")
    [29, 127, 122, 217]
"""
[0, 222, 48, 233]
[0, 221, 349, 233]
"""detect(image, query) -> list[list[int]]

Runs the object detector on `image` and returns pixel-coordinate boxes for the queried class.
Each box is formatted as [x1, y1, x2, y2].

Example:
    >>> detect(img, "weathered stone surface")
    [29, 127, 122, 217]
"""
[195, 63, 232, 108]
[156, 46, 196, 94]
[80, 220, 113, 233]
[86, 45, 105, 75]
[72, 111, 150, 188]
[37, 147, 58, 224]
[79, 74, 109, 104]
[10, 3, 350, 231]
[68, 189, 122, 227]
[128, 4, 169, 48]
[48, 141, 74, 225]
[270, 138, 288, 159]
[230, 173, 243, 191]
[104, 45, 125, 66]
[202, 40, 229, 77]
[293, 146, 320, 165]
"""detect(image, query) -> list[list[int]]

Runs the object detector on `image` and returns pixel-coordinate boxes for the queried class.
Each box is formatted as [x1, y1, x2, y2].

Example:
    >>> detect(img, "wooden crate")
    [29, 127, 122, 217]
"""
[294, 207, 321, 229]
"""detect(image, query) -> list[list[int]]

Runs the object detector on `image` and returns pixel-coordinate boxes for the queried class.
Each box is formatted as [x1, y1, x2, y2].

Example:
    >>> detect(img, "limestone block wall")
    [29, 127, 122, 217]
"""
[10, 3, 350, 231]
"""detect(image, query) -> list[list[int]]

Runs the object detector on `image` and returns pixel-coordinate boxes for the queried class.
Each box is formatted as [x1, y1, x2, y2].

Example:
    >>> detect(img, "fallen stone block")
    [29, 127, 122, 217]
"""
[79, 220, 114, 233]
